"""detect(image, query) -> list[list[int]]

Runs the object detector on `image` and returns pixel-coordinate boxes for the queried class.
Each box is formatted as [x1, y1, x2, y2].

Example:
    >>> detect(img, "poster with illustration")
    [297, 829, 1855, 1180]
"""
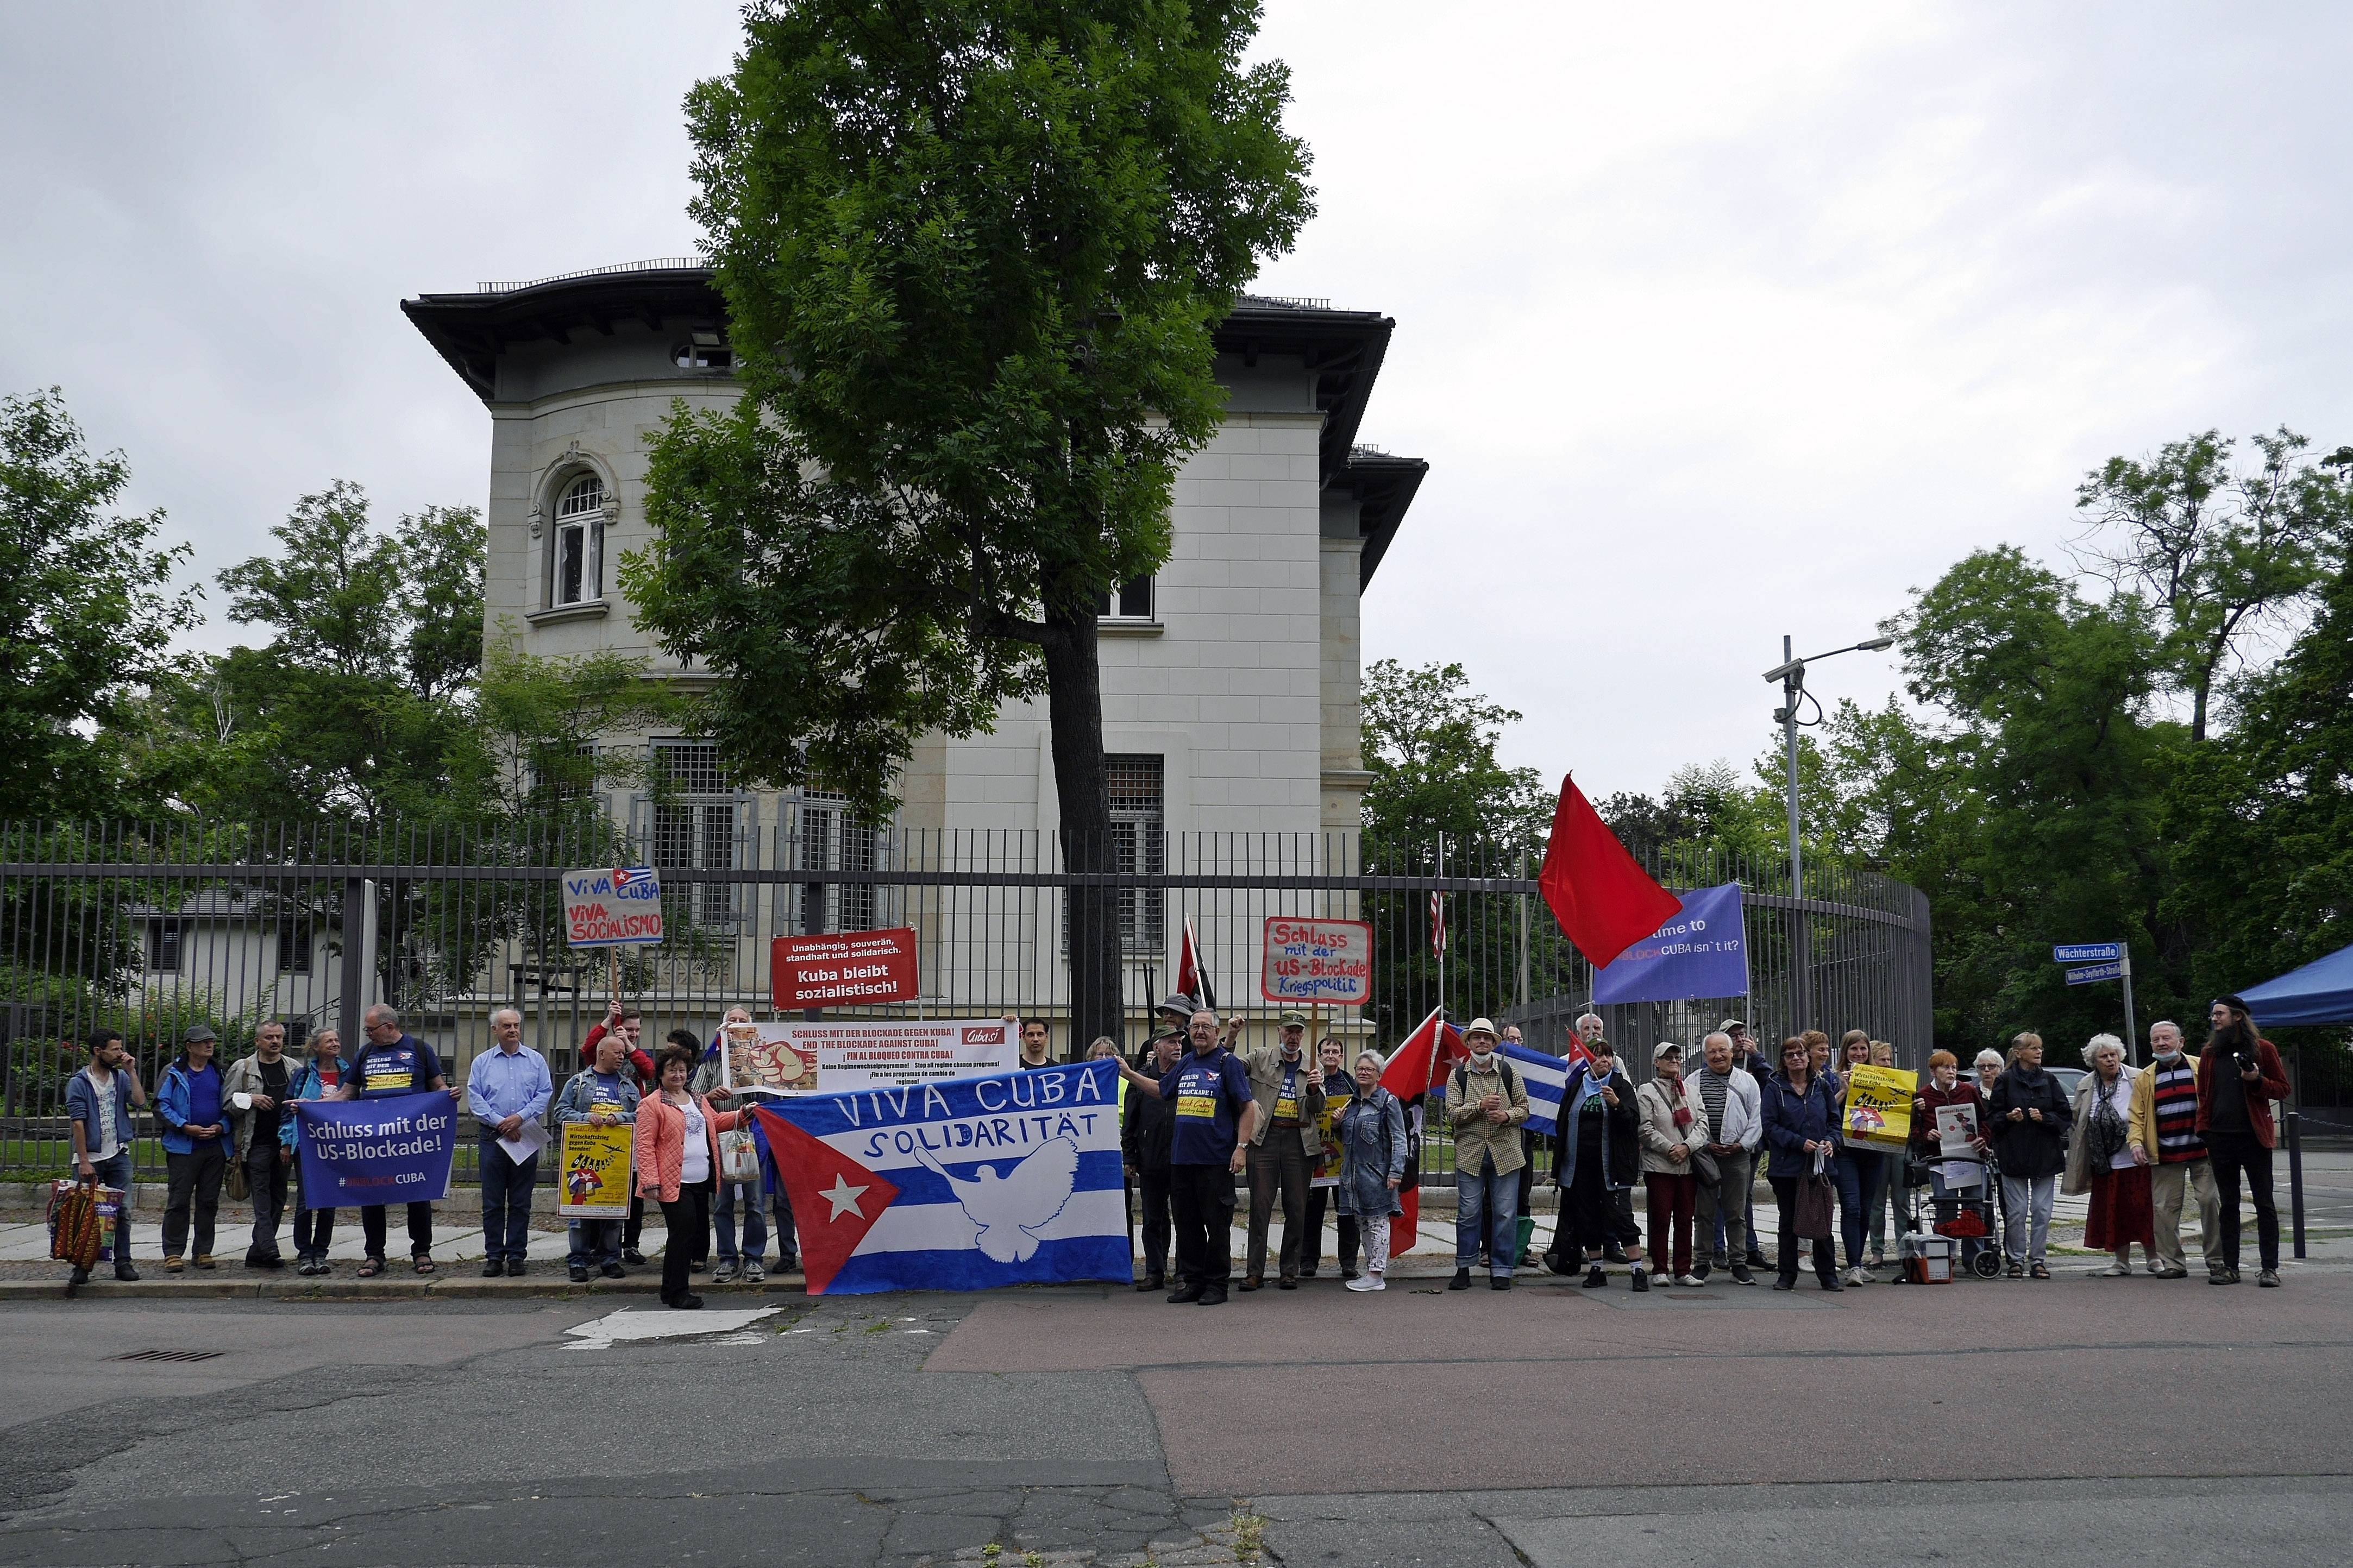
[1312, 1085, 1352, 1188]
[1841, 1065, 1917, 1151]
[557, 1122, 634, 1217]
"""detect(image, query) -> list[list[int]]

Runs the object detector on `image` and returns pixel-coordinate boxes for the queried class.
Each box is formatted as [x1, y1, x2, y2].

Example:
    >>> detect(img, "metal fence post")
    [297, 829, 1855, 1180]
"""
[340, 876, 366, 1049]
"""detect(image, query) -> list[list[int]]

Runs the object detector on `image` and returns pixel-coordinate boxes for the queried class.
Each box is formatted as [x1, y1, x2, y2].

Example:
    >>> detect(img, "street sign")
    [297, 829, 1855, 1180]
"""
[2065, 961, 2124, 986]
[2054, 942, 2122, 964]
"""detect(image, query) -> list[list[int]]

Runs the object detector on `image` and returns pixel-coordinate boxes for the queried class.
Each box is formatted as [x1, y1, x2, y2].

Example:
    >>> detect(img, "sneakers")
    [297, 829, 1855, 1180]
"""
[2093, 1261, 2132, 1277]
[1447, 1268, 1473, 1291]
[1691, 1262, 1712, 1281]
[1345, 1274, 1386, 1292]
[622, 1249, 648, 1267]
[711, 1260, 741, 1284]
[1582, 1265, 1609, 1289]
[1630, 1268, 1650, 1293]
[1729, 1265, 1756, 1286]
[192, 1254, 216, 1270]
[570, 1265, 591, 1283]
[1674, 1274, 1707, 1288]
[1843, 1266, 1869, 1287]
[1490, 1276, 1512, 1291]
[744, 1261, 766, 1283]
[165, 1256, 184, 1274]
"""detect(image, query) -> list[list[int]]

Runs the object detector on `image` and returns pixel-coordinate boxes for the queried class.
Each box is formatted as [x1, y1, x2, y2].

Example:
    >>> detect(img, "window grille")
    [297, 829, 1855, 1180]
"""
[277, 918, 311, 975]
[149, 921, 183, 972]
[796, 791, 881, 934]
[646, 741, 742, 924]
[1107, 756, 1165, 951]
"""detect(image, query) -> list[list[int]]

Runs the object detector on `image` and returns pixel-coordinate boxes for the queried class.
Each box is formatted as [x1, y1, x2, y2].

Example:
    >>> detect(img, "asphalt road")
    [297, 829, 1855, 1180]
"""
[4, 1265, 2351, 1566]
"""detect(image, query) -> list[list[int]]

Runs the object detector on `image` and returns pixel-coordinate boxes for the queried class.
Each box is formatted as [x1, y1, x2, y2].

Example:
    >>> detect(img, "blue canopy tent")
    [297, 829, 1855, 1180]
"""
[2241, 942, 2353, 1027]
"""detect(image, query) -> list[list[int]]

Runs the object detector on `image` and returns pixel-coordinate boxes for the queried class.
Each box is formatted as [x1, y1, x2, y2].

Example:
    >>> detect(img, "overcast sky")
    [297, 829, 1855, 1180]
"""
[5, 3, 2349, 801]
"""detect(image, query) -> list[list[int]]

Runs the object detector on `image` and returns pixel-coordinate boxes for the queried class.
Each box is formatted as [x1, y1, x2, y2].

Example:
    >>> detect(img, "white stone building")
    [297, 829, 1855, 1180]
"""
[402, 260, 1424, 1018]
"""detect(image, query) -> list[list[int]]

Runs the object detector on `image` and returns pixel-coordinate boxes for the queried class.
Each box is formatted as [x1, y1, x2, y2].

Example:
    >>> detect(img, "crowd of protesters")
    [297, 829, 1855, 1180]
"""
[55, 992, 2294, 1299]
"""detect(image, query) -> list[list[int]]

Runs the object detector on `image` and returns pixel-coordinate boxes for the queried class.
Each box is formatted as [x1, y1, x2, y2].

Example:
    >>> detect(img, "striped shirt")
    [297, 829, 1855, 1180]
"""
[1693, 1068, 1732, 1144]
[2149, 1055, 2204, 1163]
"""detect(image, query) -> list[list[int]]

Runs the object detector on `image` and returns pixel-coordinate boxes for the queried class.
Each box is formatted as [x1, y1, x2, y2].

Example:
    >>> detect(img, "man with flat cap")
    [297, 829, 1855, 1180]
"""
[1240, 1010, 1324, 1290]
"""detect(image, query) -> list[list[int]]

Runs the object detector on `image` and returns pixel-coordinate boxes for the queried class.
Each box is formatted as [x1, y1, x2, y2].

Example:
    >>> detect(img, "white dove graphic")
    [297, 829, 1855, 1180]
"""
[908, 1136, 1081, 1263]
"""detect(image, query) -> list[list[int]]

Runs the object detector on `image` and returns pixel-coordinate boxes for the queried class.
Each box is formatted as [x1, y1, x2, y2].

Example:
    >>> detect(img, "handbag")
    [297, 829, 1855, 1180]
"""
[224, 1150, 250, 1201]
[717, 1116, 761, 1185]
[1691, 1146, 1721, 1188]
[1792, 1170, 1835, 1237]
[49, 1179, 103, 1271]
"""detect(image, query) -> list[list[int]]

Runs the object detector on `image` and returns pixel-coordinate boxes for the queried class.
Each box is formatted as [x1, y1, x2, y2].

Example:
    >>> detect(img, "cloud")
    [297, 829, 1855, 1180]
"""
[4, 2, 2348, 798]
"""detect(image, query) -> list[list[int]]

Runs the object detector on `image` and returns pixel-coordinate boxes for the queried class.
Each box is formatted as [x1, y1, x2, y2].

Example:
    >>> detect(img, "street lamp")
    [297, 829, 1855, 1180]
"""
[1762, 632, 1894, 1031]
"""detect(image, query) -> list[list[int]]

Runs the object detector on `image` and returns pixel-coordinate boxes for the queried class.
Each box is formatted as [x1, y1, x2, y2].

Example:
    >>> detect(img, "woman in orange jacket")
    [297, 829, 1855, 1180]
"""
[635, 1040, 750, 1309]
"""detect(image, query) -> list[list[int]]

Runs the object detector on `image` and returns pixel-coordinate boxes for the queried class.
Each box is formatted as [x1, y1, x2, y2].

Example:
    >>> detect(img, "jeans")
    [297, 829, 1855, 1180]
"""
[1136, 1167, 1173, 1280]
[1770, 1173, 1839, 1286]
[1169, 1163, 1236, 1290]
[1696, 1149, 1753, 1263]
[1302, 1182, 1358, 1274]
[162, 1143, 226, 1259]
[1828, 1151, 1867, 1270]
[2149, 1156, 2222, 1270]
[1999, 1172, 2056, 1264]
[1643, 1170, 1698, 1277]
[713, 1179, 767, 1263]
[478, 1136, 537, 1262]
[85, 1149, 134, 1261]
[658, 1181, 712, 1302]
[245, 1143, 292, 1262]
[2206, 1130, 2279, 1273]
[1454, 1153, 1520, 1277]
[1245, 1138, 1311, 1282]
[755, 1148, 802, 1265]
[568, 1217, 622, 1270]
[361, 1202, 434, 1262]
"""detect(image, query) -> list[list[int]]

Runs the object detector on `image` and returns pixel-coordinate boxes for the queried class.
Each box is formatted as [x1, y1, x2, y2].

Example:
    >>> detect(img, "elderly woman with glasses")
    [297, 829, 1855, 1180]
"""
[1335, 1049, 1408, 1293]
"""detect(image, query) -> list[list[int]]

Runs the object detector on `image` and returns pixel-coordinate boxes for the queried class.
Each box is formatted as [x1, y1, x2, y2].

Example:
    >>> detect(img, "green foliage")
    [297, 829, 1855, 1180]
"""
[1360, 659, 1548, 857]
[632, 0, 1314, 824]
[0, 387, 203, 819]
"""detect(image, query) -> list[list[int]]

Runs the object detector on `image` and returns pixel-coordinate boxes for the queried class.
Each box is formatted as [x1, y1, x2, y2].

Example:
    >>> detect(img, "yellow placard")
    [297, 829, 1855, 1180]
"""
[558, 1121, 635, 1217]
[1842, 1065, 1917, 1151]
[1313, 1088, 1352, 1184]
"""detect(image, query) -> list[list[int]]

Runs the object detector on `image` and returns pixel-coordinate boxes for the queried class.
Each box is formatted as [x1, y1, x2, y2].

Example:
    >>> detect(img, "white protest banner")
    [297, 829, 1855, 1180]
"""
[724, 1018, 1020, 1098]
[1258, 916, 1373, 1006]
[562, 866, 665, 949]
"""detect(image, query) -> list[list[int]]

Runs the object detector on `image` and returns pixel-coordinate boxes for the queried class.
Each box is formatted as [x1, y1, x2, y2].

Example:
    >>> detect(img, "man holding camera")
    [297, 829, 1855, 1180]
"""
[2197, 994, 2291, 1288]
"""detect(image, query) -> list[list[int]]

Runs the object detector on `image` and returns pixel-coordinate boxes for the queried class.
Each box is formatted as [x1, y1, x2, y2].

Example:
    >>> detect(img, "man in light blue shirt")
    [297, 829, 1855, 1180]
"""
[466, 1006, 553, 1277]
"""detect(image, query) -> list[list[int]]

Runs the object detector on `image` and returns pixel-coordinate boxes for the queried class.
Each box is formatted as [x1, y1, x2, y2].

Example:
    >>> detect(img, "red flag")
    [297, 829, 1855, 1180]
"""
[1393, 1183, 1418, 1261]
[754, 1106, 901, 1295]
[1379, 1007, 1466, 1103]
[1537, 776, 1685, 968]
[1175, 916, 1216, 1011]
[1562, 1037, 1593, 1072]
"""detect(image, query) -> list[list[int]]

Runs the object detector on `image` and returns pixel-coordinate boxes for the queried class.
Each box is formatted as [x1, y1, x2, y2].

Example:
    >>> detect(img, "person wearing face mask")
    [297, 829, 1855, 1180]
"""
[2195, 995, 2291, 1288]
[1553, 1038, 1640, 1289]
[1338, 1048, 1408, 1292]
[1298, 1035, 1357, 1280]
[1988, 1031, 2072, 1280]
[1445, 1020, 1530, 1292]
[2127, 1019, 2222, 1280]
[1240, 1011, 1326, 1291]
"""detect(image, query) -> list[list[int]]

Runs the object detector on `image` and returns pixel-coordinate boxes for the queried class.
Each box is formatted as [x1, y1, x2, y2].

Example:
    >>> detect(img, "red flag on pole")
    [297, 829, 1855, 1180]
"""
[1537, 776, 1685, 969]
[1377, 1007, 1464, 1263]
[1175, 916, 1216, 1011]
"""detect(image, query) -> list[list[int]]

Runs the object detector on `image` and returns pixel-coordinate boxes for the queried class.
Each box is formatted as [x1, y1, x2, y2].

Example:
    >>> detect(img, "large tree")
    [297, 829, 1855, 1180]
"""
[0, 388, 202, 820]
[631, 0, 1314, 1044]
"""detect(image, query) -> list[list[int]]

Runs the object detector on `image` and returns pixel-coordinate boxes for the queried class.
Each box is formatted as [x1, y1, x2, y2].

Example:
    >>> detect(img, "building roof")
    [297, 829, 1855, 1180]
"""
[401, 262, 1423, 584]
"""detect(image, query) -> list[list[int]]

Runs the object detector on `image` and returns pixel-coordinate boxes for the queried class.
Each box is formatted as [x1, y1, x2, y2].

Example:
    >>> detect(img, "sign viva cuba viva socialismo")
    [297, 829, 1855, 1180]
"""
[563, 866, 664, 949]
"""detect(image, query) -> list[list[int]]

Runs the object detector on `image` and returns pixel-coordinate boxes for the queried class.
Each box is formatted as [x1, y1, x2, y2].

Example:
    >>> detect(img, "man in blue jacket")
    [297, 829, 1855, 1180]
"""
[156, 1026, 230, 1271]
[1117, 1010, 1256, 1306]
[66, 1029, 146, 1284]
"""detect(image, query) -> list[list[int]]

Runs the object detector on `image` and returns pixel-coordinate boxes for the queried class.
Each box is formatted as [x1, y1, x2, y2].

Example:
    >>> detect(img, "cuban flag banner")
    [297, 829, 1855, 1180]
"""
[1499, 1043, 1570, 1137]
[751, 1059, 1131, 1295]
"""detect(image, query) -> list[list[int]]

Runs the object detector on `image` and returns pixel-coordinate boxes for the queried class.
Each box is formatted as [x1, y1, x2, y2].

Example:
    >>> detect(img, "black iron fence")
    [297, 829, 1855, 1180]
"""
[2, 820, 1932, 1182]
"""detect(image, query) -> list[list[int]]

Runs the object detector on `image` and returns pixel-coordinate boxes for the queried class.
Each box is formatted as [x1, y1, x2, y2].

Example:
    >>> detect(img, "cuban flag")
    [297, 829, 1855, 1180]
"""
[1499, 1043, 1570, 1137]
[751, 1060, 1130, 1295]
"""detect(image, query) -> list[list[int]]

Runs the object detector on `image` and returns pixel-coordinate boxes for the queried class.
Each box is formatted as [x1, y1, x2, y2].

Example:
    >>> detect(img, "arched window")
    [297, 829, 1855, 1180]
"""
[551, 472, 606, 606]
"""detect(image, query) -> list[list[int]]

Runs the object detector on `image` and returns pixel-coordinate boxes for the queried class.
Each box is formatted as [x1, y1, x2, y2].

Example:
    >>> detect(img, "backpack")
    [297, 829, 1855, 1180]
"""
[1451, 1055, 1519, 1106]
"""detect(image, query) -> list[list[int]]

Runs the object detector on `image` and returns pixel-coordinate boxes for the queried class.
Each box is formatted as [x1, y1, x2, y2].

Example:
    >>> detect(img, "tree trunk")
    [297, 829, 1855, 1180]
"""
[1040, 601, 1125, 1059]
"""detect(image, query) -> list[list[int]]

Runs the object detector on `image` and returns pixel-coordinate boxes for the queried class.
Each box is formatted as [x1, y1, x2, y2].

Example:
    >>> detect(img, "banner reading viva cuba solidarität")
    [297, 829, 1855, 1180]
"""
[296, 1091, 457, 1209]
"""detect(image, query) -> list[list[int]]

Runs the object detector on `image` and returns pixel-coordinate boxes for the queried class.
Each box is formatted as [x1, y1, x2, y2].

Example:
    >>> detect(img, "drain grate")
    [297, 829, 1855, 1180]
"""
[111, 1349, 225, 1364]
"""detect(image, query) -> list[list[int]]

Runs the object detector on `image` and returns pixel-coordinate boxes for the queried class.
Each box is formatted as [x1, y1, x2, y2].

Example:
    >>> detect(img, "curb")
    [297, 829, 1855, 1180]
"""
[0, 1273, 811, 1304]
